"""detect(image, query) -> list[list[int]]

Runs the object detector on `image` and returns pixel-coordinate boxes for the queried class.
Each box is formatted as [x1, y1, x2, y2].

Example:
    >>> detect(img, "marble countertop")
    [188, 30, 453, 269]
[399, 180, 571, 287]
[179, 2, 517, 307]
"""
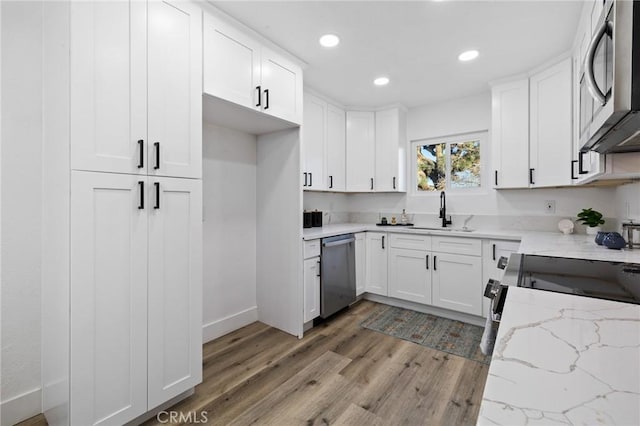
[478, 287, 640, 425]
[303, 224, 640, 264]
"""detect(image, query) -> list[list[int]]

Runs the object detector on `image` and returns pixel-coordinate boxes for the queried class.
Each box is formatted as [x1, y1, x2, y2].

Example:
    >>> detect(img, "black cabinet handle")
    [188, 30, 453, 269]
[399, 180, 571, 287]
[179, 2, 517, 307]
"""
[316, 260, 321, 277]
[137, 140, 144, 168]
[309, 172, 312, 187]
[138, 181, 144, 209]
[303, 172, 308, 187]
[426, 255, 429, 270]
[329, 175, 333, 189]
[529, 168, 535, 185]
[154, 142, 160, 170]
[494, 170, 498, 186]
[492, 243, 496, 261]
[370, 178, 374, 190]
[255, 86, 261, 107]
[264, 89, 269, 110]
[382, 235, 385, 249]
[393, 176, 396, 190]
[571, 160, 578, 180]
[578, 151, 589, 174]
[154, 182, 160, 209]
[434, 256, 437, 271]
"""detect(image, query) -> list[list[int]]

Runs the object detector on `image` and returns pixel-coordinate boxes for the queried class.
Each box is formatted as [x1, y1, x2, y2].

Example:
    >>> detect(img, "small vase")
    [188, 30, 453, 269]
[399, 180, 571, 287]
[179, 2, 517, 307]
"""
[594, 231, 608, 245]
[603, 232, 626, 250]
[586, 226, 601, 235]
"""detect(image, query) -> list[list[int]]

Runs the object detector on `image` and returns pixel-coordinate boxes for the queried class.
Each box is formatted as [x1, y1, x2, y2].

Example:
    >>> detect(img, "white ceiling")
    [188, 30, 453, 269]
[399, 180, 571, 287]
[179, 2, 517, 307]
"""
[211, 1, 583, 108]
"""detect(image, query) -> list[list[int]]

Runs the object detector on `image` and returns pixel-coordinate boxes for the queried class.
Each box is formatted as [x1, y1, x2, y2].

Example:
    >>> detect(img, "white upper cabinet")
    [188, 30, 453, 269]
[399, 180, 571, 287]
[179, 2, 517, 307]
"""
[346, 111, 376, 192]
[203, 13, 303, 125]
[326, 104, 346, 192]
[203, 14, 261, 110]
[492, 57, 574, 189]
[302, 93, 327, 190]
[70, 0, 202, 179]
[491, 79, 530, 188]
[375, 108, 407, 192]
[147, 0, 202, 179]
[70, 0, 147, 175]
[529, 57, 572, 187]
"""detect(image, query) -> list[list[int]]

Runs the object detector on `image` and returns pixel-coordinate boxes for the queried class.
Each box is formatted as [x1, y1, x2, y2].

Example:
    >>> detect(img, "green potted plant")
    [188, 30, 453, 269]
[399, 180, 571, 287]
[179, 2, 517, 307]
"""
[577, 208, 605, 235]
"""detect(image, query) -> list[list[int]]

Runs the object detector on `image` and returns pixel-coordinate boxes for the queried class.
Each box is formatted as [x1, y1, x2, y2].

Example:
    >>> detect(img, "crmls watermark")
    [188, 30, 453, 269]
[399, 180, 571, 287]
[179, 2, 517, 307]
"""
[157, 410, 209, 424]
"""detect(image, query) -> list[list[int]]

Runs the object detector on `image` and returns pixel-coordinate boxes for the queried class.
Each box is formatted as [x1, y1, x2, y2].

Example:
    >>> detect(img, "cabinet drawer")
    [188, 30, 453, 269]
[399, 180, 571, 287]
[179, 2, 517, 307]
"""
[432, 236, 481, 256]
[304, 239, 321, 259]
[389, 233, 431, 251]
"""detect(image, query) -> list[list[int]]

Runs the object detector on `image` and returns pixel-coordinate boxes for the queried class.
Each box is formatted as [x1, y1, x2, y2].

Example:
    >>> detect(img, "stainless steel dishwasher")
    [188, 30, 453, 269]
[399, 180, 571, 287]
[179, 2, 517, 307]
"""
[320, 233, 356, 318]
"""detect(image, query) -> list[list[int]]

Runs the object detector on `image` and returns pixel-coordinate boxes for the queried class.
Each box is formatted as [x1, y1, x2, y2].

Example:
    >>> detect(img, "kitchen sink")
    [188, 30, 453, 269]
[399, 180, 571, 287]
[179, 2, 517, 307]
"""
[409, 227, 474, 232]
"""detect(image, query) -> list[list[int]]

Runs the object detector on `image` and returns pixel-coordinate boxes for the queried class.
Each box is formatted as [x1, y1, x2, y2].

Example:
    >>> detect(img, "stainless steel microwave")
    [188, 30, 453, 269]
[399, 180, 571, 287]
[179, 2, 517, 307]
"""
[579, 0, 640, 154]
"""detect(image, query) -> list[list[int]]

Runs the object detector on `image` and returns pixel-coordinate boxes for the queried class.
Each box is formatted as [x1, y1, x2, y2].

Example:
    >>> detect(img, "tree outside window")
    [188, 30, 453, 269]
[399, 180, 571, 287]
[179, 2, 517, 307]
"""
[414, 134, 483, 193]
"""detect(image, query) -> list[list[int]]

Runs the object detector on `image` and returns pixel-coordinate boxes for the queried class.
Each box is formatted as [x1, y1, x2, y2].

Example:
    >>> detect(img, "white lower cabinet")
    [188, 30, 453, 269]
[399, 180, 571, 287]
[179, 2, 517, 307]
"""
[388, 248, 432, 304]
[432, 253, 483, 316]
[71, 171, 202, 424]
[365, 232, 388, 295]
[355, 233, 366, 296]
[303, 257, 321, 323]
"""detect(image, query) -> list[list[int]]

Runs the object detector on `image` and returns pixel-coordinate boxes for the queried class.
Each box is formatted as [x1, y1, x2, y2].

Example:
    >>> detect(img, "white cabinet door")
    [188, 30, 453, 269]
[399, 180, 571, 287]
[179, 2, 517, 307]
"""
[432, 253, 482, 316]
[529, 58, 572, 188]
[70, 1, 147, 175]
[388, 248, 432, 304]
[326, 104, 346, 192]
[303, 257, 321, 322]
[203, 13, 261, 110]
[491, 79, 530, 188]
[261, 48, 303, 124]
[375, 108, 405, 192]
[148, 176, 202, 408]
[148, 0, 202, 179]
[70, 171, 148, 426]
[355, 233, 366, 296]
[302, 93, 327, 190]
[346, 111, 375, 192]
[365, 232, 388, 295]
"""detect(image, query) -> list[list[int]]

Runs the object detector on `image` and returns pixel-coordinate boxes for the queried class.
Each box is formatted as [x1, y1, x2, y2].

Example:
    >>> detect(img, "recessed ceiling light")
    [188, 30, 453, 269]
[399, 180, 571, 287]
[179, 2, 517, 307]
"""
[374, 77, 390, 86]
[458, 50, 479, 62]
[319, 34, 340, 48]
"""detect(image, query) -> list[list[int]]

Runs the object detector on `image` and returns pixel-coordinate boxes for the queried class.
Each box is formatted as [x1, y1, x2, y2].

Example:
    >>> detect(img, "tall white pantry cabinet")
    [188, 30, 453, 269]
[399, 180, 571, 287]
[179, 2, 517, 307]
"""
[45, 1, 203, 425]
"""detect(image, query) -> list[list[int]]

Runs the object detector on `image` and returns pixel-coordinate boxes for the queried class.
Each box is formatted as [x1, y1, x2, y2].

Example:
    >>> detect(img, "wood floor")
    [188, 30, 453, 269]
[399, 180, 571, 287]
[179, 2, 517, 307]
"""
[147, 300, 488, 426]
[19, 300, 489, 426]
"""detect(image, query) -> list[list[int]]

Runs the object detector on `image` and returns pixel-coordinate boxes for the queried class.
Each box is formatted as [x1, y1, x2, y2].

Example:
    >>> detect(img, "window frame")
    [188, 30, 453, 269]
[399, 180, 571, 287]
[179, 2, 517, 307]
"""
[410, 131, 488, 196]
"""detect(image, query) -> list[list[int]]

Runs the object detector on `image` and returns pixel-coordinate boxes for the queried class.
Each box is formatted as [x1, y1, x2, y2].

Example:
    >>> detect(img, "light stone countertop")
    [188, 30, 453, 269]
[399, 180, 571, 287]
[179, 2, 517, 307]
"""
[303, 224, 640, 264]
[478, 286, 640, 426]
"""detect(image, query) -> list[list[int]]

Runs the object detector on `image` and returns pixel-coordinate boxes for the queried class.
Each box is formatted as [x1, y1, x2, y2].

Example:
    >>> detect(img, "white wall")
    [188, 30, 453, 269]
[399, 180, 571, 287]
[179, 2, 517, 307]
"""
[342, 92, 617, 229]
[202, 123, 258, 342]
[1, 2, 44, 423]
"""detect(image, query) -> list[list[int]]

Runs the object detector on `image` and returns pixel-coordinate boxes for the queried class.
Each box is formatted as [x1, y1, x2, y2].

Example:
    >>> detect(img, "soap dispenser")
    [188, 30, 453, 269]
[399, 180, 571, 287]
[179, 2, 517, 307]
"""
[400, 209, 408, 225]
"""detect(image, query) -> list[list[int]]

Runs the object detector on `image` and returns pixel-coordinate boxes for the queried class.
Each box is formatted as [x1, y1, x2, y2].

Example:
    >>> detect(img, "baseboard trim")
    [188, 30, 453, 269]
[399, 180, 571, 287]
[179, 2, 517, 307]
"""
[363, 294, 485, 327]
[1, 388, 42, 426]
[202, 306, 258, 343]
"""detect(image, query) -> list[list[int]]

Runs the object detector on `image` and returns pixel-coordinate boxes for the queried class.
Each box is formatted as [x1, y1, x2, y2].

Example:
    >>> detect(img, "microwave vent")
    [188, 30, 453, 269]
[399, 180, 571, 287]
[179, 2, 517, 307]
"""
[620, 130, 640, 146]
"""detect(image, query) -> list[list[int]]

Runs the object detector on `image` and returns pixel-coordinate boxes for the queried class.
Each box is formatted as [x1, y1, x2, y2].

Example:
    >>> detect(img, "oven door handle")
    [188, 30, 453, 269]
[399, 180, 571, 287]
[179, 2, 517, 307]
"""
[585, 18, 612, 107]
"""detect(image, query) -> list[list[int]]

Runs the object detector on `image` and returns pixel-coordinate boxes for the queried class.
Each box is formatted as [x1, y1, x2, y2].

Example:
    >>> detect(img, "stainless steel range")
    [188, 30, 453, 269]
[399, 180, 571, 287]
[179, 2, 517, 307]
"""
[507, 254, 640, 305]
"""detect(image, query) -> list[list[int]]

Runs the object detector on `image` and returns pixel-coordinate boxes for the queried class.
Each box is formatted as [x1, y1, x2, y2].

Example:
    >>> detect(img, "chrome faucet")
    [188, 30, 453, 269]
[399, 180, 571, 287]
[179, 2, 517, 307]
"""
[439, 191, 452, 228]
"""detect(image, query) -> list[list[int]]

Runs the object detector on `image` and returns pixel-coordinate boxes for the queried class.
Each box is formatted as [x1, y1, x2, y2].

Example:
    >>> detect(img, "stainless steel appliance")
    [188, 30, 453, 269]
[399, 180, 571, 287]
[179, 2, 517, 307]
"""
[580, 0, 640, 154]
[320, 234, 356, 318]
[512, 254, 640, 304]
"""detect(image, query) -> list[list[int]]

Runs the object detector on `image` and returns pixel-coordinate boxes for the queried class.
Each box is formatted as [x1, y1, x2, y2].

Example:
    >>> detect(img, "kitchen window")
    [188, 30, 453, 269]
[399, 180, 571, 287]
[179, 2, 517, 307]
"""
[412, 132, 486, 193]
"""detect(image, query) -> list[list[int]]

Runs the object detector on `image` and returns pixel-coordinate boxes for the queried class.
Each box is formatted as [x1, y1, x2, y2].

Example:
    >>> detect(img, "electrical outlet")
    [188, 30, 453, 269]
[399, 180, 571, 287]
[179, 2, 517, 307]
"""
[545, 200, 556, 214]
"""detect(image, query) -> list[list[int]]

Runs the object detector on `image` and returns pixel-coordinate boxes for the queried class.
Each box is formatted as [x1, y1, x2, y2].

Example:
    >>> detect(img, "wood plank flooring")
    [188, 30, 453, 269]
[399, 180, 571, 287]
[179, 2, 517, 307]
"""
[17, 300, 489, 426]
[146, 300, 489, 425]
